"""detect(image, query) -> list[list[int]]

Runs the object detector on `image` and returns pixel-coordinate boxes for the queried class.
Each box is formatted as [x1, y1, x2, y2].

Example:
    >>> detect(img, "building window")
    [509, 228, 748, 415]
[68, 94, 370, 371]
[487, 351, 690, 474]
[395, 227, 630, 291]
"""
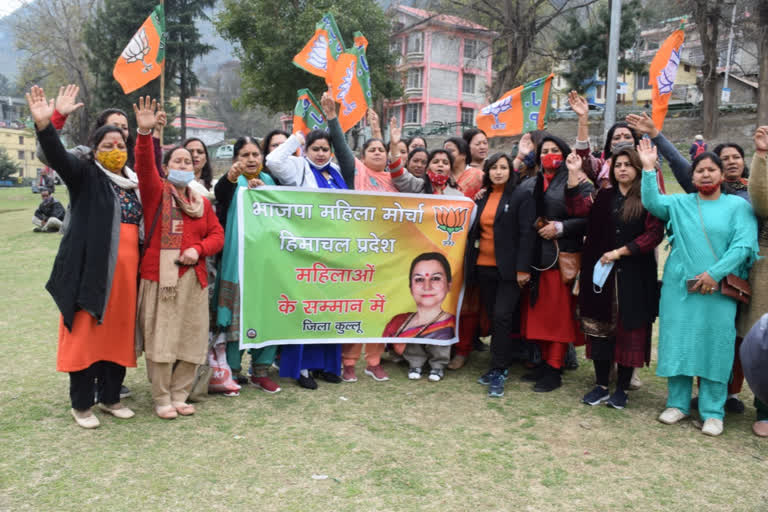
[461, 107, 474, 126]
[464, 39, 478, 60]
[407, 32, 424, 54]
[462, 73, 476, 94]
[637, 72, 650, 90]
[405, 103, 422, 124]
[684, 64, 691, 72]
[406, 68, 423, 90]
[18, 135, 23, 145]
[17, 150, 24, 160]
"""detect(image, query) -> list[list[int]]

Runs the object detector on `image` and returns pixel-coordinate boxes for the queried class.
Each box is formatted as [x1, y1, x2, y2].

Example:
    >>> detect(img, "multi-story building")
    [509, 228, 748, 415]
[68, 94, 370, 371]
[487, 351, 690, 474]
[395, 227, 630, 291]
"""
[0, 96, 41, 179]
[386, 5, 494, 136]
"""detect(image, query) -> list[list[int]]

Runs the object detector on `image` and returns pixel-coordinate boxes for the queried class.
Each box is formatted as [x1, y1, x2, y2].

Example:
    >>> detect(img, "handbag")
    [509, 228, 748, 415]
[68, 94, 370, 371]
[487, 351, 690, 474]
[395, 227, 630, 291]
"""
[558, 250, 581, 286]
[696, 197, 751, 304]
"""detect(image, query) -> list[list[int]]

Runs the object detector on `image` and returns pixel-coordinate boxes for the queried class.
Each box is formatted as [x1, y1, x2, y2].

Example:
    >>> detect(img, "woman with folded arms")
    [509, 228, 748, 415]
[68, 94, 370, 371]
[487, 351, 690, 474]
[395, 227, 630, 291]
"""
[638, 138, 758, 436]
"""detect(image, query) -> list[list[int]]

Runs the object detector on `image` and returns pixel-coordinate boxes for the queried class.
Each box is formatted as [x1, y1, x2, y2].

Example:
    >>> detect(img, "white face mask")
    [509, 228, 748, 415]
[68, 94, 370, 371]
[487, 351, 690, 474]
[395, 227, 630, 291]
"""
[592, 260, 615, 293]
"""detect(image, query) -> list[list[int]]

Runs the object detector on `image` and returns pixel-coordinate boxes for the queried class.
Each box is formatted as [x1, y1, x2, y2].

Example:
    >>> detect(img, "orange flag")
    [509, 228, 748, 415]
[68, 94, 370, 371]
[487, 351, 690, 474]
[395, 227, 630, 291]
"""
[476, 74, 553, 138]
[326, 44, 371, 133]
[113, 4, 166, 94]
[293, 13, 346, 78]
[649, 28, 685, 130]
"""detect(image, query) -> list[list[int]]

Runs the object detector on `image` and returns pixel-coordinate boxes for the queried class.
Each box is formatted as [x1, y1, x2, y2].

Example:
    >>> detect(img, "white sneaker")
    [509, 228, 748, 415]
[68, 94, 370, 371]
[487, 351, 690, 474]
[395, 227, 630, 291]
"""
[658, 407, 689, 425]
[428, 369, 444, 382]
[408, 367, 422, 380]
[628, 369, 643, 390]
[701, 418, 723, 436]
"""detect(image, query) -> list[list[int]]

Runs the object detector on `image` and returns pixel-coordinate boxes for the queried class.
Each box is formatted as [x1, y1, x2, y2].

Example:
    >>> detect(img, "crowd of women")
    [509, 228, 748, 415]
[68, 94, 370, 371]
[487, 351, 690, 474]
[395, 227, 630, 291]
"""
[26, 83, 768, 439]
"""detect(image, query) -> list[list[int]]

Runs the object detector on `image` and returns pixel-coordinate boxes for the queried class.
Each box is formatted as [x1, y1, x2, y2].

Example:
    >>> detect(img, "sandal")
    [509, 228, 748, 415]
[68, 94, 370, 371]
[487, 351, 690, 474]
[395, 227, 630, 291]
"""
[172, 402, 196, 416]
[97, 402, 135, 419]
[155, 405, 178, 420]
[71, 408, 100, 429]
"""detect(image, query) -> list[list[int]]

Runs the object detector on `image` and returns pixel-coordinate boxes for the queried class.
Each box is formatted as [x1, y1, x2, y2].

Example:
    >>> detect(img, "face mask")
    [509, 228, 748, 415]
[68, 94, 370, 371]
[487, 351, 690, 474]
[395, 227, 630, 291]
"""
[427, 169, 450, 187]
[695, 180, 722, 195]
[243, 164, 263, 180]
[611, 140, 635, 154]
[592, 260, 614, 294]
[540, 153, 563, 171]
[167, 169, 195, 187]
[96, 148, 128, 173]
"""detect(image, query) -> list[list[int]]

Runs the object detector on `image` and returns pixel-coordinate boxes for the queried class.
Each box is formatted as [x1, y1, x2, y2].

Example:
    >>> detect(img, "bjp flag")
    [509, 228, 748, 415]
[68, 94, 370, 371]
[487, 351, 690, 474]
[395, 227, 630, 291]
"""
[293, 89, 328, 135]
[113, 4, 166, 94]
[649, 28, 685, 130]
[476, 74, 553, 138]
[326, 46, 371, 133]
[293, 13, 346, 78]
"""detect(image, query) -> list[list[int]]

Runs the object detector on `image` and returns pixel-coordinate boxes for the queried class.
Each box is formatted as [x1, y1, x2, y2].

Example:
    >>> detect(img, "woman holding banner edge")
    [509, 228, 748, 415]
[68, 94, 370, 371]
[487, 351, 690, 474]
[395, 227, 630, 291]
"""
[264, 91, 355, 389]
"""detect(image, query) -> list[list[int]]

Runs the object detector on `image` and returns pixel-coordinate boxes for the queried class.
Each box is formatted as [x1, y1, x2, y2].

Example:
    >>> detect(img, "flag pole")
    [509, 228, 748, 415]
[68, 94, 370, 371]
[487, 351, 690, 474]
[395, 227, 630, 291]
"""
[159, 0, 165, 146]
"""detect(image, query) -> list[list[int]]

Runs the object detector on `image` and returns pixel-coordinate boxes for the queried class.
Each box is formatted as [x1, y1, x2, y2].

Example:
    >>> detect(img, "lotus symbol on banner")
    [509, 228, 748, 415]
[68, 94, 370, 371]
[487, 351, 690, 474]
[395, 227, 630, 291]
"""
[121, 28, 153, 73]
[481, 96, 512, 130]
[433, 206, 468, 246]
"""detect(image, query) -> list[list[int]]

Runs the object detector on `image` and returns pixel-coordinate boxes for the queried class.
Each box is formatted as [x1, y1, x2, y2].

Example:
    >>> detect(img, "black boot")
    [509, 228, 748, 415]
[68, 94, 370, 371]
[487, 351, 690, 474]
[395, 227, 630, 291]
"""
[533, 364, 562, 392]
[521, 364, 546, 382]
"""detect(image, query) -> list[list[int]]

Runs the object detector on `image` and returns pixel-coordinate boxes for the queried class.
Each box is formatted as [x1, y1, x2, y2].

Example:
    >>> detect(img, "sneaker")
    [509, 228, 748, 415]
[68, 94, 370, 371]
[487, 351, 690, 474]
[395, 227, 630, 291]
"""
[725, 397, 745, 414]
[428, 368, 444, 382]
[488, 370, 505, 397]
[313, 370, 342, 384]
[364, 365, 390, 382]
[701, 418, 724, 436]
[297, 374, 318, 390]
[119, 385, 132, 399]
[582, 386, 610, 406]
[606, 389, 628, 409]
[478, 368, 508, 386]
[250, 376, 281, 393]
[341, 365, 357, 383]
[408, 367, 423, 380]
[658, 407, 688, 425]
[628, 369, 643, 390]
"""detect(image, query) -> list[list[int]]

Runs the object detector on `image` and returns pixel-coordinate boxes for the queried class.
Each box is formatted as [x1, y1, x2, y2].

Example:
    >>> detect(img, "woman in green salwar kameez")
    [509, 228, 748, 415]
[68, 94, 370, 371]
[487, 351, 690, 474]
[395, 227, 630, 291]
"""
[638, 138, 759, 436]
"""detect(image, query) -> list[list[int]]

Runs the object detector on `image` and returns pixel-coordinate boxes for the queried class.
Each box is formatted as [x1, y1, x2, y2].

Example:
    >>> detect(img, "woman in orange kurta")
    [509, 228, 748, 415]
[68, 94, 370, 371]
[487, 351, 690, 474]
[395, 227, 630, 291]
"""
[28, 85, 138, 429]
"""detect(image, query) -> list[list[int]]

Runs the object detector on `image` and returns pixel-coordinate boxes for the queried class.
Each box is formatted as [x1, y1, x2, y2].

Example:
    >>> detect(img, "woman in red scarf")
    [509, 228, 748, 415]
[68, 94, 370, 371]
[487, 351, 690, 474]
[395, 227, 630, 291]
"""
[133, 97, 224, 420]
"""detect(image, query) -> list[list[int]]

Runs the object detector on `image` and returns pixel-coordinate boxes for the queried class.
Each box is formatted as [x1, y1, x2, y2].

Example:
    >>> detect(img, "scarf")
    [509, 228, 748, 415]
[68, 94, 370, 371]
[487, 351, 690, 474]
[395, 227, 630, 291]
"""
[95, 161, 139, 191]
[243, 163, 263, 181]
[159, 181, 204, 300]
[308, 158, 347, 189]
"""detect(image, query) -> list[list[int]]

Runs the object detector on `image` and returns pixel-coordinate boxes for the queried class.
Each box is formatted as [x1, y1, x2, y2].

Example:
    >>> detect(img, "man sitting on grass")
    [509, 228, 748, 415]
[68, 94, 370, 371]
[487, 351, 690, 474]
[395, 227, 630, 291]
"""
[32, 188, 65, 233]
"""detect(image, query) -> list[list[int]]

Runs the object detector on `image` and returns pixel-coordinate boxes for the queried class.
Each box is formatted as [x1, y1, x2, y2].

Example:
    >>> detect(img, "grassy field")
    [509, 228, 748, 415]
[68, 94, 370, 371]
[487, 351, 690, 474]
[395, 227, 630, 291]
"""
[1, 182, 767, 511]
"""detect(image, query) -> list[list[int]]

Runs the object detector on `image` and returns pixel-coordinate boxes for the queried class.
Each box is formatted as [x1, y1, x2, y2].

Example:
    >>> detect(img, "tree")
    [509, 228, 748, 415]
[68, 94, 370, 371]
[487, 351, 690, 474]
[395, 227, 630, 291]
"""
[556, 0, 648, 92]
[13, 0, 97, 145]
[216, 0, 400, 113]
[83, 0, 214, 141]
[444, 0, 599, 100]
[690, 0, 722, 139]
[0, 148, 22, 181]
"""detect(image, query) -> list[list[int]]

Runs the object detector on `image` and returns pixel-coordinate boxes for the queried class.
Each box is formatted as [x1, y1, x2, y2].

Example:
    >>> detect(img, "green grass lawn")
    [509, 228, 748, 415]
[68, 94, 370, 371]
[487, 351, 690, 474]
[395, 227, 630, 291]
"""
[1, 186, 766, 511]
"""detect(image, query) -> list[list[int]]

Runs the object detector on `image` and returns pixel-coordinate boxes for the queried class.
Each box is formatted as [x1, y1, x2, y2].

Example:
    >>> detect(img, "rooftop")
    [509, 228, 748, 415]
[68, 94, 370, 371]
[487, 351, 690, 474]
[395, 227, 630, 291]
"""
[395, 5, 491, 33]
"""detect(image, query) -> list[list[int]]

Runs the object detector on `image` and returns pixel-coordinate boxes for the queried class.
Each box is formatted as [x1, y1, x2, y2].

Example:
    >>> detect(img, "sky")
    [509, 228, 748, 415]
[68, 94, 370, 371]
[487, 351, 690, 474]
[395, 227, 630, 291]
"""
[0, 0, 25, 18]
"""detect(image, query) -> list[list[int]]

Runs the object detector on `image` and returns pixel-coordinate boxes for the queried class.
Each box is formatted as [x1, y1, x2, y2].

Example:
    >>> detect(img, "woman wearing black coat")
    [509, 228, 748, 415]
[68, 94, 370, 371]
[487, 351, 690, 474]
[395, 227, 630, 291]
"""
[467, 153, 536, 398]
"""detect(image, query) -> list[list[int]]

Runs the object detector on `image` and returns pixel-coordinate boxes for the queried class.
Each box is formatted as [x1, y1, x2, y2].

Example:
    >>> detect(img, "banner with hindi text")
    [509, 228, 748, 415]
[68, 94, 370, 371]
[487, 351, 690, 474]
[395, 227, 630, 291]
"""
[237, 188, 475, 349]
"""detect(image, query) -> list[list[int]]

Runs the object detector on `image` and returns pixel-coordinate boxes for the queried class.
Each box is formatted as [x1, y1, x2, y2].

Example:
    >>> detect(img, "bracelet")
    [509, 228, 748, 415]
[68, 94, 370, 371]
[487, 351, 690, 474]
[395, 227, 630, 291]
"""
[136, 128, 152, 136]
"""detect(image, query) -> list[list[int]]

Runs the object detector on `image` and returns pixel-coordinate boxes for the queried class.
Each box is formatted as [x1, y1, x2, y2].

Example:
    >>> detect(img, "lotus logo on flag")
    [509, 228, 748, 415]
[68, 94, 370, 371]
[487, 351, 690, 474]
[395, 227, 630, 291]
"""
[481, 96, 513, 130]
[657, 48, 680, 95]
[433, 206, 468, 246]
[121, 28, 154, 73]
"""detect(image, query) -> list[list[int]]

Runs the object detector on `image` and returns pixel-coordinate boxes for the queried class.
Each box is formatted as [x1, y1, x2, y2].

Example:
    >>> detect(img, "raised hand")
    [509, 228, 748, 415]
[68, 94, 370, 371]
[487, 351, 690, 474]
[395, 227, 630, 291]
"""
[636, 137, 658, 170]
[54, 84, 84, 116]
[132, 95, 157, 133]
[294, 130, 306, 148]
[517, 133, 534, 158]
[25, 85, 55, 130]
[567, 90, 589, 117]
[366, 108, 379, 127]
[388, 116, 401, 159]
[754, 126, 768, 155]
[565, 151, 582, 174]
[626, 112, 659, 138]
[320, 90, 337, 120]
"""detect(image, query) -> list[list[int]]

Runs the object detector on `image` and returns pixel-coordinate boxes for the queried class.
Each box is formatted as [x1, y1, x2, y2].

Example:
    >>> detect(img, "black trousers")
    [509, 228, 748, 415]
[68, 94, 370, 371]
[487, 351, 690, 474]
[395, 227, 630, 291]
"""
[476, 266, 522, 370]
[69, 361, 126, 411]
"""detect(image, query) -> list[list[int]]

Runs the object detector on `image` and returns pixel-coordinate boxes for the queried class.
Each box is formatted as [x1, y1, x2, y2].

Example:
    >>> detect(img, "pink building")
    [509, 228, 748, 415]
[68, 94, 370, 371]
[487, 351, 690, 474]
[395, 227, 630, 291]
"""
[386, 5, 494, 135]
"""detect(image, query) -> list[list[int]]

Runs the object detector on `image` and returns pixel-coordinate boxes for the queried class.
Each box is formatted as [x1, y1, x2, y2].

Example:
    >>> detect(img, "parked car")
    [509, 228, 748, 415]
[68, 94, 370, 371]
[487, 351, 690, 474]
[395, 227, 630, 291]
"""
[215, 144, 234, 160]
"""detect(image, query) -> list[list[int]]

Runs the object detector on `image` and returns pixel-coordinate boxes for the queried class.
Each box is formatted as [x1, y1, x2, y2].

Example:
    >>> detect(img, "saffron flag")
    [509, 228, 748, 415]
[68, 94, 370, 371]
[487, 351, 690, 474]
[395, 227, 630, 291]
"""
[325, 36, 372, 133]
[293, 89, 328, 135]
[476, 74, 554, 138]
[649, 28, 684, 130]
[113, 4, 166, 94]
[293, 13, 346, 78]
